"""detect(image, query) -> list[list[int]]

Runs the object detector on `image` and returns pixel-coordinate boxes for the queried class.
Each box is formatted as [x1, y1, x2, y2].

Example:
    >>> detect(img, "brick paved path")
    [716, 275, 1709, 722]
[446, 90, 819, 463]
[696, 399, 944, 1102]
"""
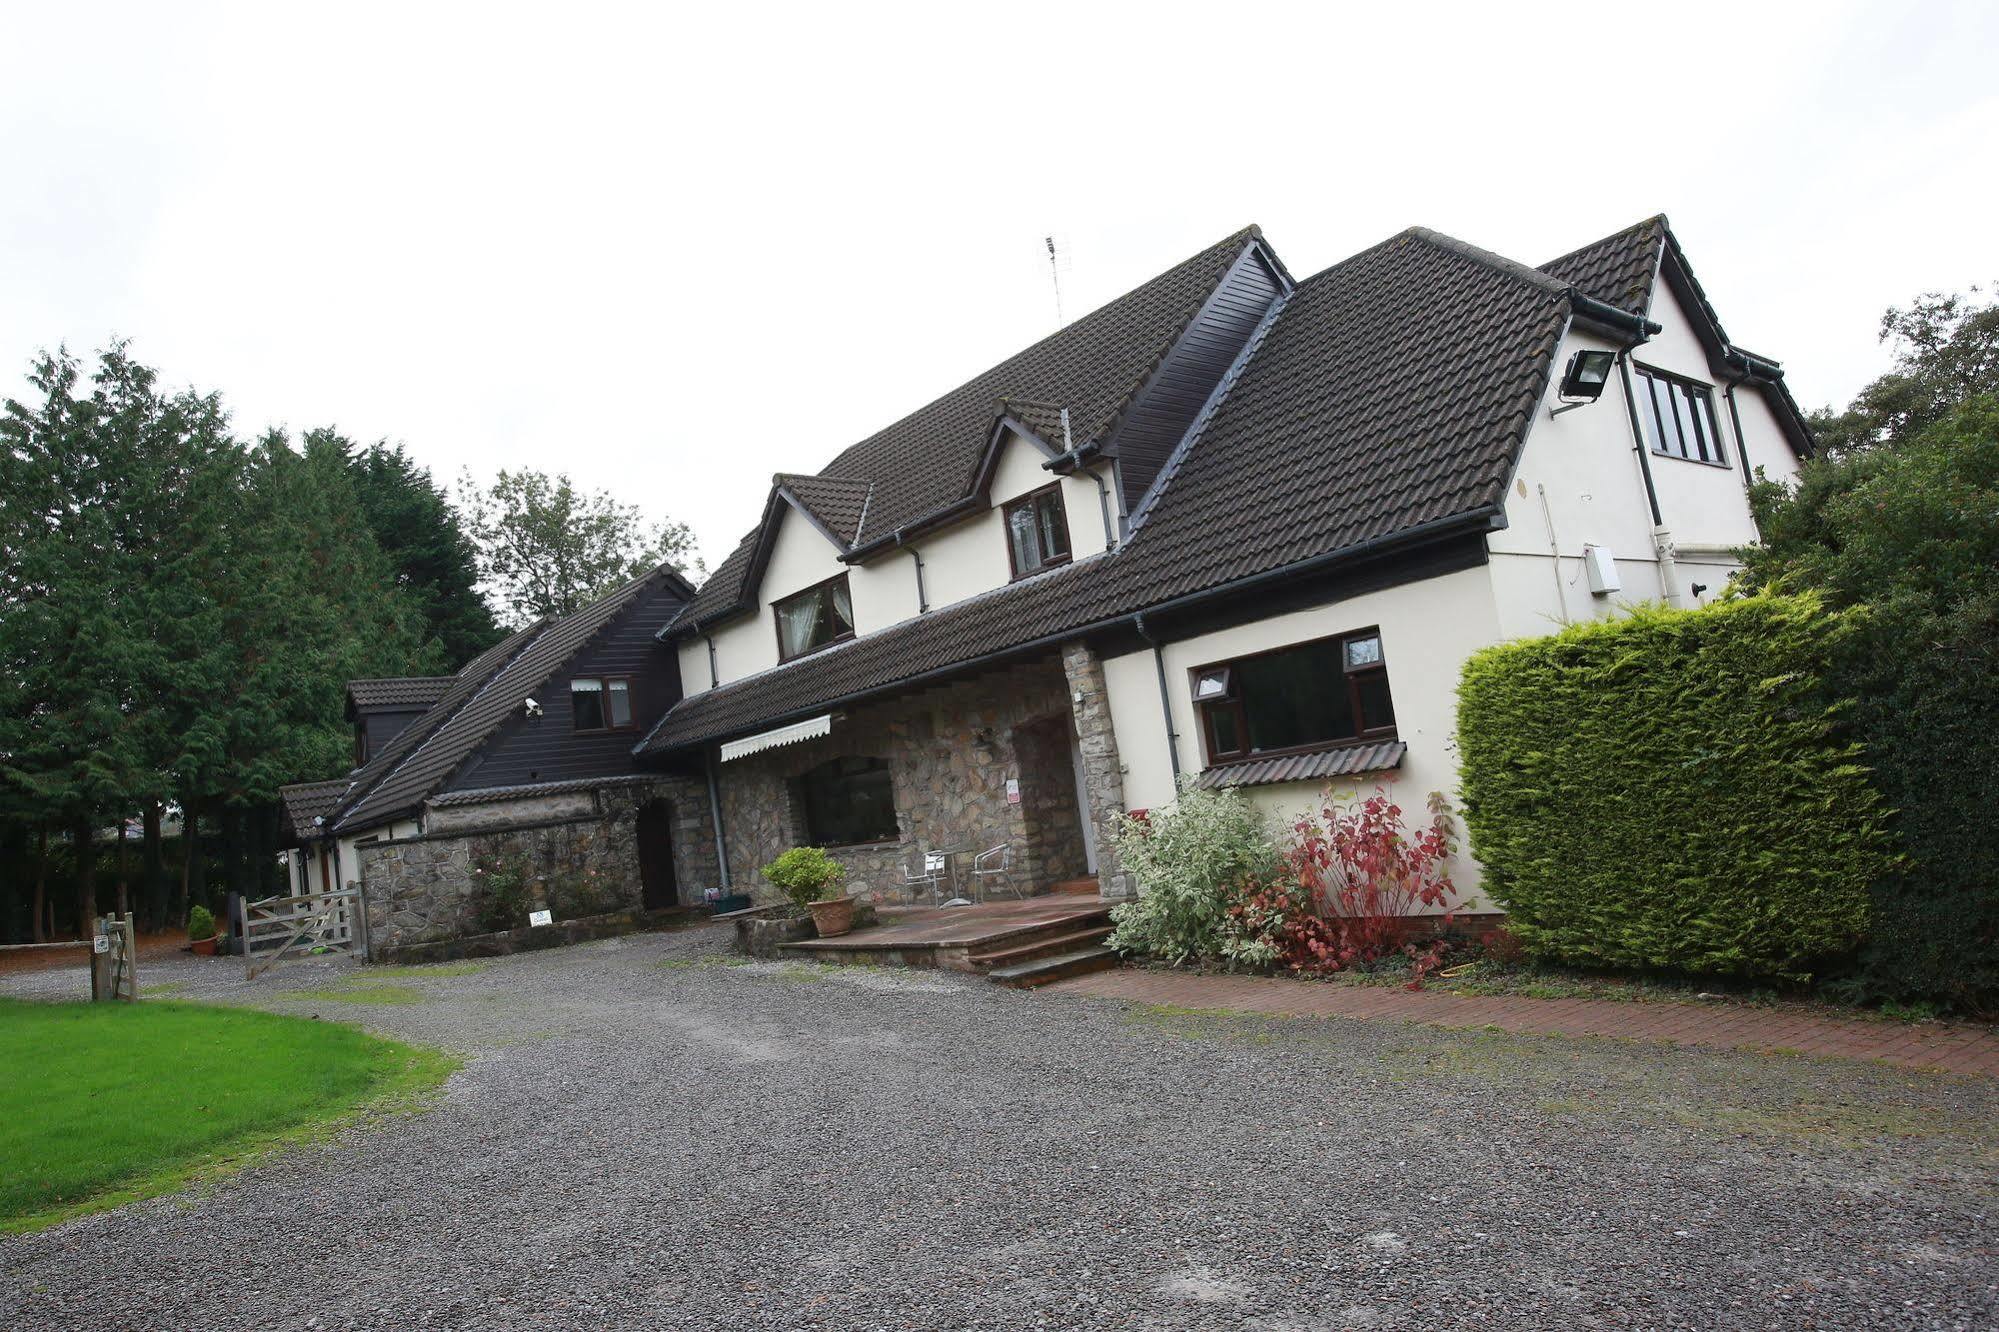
[1048, 968, 1999, 1077]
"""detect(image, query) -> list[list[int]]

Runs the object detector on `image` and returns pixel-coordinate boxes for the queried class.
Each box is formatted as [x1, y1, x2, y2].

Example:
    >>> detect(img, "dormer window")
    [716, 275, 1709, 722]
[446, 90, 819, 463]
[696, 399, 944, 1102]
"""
[572, 677, 633, 733]
[1005, 484, 1071, 579]
[775, 574, 855, 662]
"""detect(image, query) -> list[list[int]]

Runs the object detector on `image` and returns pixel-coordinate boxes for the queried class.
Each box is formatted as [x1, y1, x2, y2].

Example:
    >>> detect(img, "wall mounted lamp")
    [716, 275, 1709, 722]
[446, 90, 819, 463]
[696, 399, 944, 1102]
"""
[1549, 349, 1617, 416]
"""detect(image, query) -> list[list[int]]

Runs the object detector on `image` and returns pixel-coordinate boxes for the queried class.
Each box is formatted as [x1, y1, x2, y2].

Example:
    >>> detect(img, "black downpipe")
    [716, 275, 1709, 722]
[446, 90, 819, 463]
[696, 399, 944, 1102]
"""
[705, 636, 718, 689]
[1616, 353, 1665, 528]
[1133, 612, 1181, 782]
[1724, 380, 1756, 491]
[899, 536, 929, 613]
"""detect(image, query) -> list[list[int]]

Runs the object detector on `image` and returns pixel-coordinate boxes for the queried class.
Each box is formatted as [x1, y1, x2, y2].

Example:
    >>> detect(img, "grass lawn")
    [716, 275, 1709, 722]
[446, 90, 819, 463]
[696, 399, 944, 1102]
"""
[0, 999, 457, 1234]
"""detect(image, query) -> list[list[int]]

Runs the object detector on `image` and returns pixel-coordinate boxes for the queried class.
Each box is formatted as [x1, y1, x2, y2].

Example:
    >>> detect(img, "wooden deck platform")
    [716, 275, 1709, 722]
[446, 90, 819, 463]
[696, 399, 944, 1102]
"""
[779, 896, 1114, 975]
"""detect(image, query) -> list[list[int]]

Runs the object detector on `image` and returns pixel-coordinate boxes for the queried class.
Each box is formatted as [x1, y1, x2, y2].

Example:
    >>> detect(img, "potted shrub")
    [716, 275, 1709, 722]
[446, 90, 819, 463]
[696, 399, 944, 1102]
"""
[187, 904, 218, 956]
[760, 847, 854, 937]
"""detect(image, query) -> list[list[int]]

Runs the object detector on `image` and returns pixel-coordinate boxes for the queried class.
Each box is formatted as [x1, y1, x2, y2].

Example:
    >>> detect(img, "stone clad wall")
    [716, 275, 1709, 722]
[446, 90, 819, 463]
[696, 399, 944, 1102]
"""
[1061, 640, 1131, 898]
[721, 656, 1100, 904]
[358, 776, 718, 954]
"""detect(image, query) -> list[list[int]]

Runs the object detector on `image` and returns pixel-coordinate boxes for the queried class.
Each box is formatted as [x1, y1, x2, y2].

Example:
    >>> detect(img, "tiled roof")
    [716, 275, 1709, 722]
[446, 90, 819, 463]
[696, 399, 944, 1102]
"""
[346, 676, 452, 711]
[638, 226, 1571, 755]
[332, 566, 686, 833]
[278, 779, 350, 843]
[672, 227, 1262, 630]
[429, 775, 663, 808]
[775, 474, 874, 547]
[1190, 740, 1407, 792]
[1540, 215, 1666, 316]
[277, 780, 347, 840]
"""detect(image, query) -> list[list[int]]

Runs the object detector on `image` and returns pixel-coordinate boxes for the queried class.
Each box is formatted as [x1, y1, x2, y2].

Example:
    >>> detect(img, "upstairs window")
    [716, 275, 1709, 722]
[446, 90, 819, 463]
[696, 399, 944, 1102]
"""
[774, 574, 855, 662]
[798, 756, 898, 847]
[1004, 485, 1072, 578]
[1634, 364, 1728, 466]
[571, 677, 634, 733]
[1195, 630, 1396, 764]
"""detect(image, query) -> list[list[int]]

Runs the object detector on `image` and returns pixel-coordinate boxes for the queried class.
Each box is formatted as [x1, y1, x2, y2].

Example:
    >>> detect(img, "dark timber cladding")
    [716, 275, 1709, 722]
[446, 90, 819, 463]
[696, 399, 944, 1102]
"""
[451, 576, 689, 792]
[1101, 243, 1289, 514]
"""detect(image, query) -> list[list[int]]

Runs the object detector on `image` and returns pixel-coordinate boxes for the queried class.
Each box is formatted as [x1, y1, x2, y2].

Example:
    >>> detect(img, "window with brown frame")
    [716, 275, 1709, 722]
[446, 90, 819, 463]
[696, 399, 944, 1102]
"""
[773, 574, 855, 662]
[1003, 484, 1071, 578]
[1193, 630, 1396, 764]
[1633, 363, 1728, 466]
[571, 676, 635, 733]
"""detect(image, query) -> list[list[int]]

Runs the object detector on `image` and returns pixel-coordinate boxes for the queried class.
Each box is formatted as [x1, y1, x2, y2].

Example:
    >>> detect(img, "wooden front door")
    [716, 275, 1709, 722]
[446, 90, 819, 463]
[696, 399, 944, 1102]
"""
[636, 798, 677, 910]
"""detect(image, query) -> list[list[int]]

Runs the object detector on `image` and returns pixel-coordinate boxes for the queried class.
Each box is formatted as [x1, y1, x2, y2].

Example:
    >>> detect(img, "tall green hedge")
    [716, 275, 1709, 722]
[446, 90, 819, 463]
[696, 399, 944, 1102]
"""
[1457, 595, 1893, 980]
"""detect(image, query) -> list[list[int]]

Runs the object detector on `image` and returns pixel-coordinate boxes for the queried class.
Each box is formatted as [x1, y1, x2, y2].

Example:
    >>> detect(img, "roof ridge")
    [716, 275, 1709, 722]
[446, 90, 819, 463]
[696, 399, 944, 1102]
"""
[1406, 227, 1569, 297]
[1539, 213, 1668, 271]
[815, 225, 1261, 480]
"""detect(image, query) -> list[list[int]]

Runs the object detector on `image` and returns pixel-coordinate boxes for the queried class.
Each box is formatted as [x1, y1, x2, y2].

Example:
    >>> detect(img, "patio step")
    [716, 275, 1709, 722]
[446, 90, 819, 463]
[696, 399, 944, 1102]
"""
[985, 945, 1120, 989]
[1048, 877, 1100, 895]
[966, 924, 1113, 971]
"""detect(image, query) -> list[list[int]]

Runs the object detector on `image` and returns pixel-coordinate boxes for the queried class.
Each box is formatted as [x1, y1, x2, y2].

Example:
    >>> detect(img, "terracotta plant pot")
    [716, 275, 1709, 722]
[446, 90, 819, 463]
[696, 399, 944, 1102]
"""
[190, 936, 218, 956]
[806, 895, 857, 938]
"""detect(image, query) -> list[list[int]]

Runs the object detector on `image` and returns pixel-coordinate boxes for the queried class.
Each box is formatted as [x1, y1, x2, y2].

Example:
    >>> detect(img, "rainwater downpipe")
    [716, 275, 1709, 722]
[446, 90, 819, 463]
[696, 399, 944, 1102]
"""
[705, 635, 718, 689]
[1616, 351, 1680, 605]
[1133, 612, 1181, 783]
[705, 746, 732, 890]
[895, 531, 929, 613]
[1061, 406, 1118, 552]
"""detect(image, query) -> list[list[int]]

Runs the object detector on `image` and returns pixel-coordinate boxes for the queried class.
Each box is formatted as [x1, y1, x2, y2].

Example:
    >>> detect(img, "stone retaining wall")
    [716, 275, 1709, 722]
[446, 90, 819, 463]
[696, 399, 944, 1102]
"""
[358, 776, 718, 954]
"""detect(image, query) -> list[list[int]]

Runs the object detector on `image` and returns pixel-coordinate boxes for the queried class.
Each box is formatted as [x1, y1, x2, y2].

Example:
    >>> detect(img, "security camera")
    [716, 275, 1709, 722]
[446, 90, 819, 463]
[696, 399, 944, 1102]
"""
[524, 698, 542, 717]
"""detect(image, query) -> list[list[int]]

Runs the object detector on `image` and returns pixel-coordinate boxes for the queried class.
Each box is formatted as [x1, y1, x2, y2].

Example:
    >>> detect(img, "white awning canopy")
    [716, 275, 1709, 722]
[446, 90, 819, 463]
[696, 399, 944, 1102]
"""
[719, 714, 834, 763]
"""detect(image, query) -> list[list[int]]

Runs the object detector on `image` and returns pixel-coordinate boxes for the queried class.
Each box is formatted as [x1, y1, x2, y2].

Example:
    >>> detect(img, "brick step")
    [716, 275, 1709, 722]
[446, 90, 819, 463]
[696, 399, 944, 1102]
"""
[985, 945, 1121, 989]
[1047, 878, 1100, 896]
[967, 925, 1112, 970]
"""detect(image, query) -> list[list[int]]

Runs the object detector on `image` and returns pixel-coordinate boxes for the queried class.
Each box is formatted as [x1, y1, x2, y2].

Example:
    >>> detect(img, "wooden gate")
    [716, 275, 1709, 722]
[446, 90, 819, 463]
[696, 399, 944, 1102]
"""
[244, 889, 360, 979]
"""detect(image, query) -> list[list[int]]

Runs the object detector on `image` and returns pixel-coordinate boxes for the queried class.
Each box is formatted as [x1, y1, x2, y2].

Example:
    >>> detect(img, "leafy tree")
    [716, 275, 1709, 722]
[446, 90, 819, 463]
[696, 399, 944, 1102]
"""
[1809, 284, 1999, 455]
[339, 436, 499, 668]
[458, 467, 701, 627]
[0, 346, 442, 935]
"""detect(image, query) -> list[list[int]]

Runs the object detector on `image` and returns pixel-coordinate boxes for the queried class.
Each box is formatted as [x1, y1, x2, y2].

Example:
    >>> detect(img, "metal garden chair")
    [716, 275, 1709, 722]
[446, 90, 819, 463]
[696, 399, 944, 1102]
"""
[969, 843, 1021, 900]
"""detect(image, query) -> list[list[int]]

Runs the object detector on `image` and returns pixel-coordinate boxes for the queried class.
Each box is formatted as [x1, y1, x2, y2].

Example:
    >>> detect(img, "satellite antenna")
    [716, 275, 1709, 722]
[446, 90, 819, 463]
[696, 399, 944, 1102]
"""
[1045, 235, 1067, 327]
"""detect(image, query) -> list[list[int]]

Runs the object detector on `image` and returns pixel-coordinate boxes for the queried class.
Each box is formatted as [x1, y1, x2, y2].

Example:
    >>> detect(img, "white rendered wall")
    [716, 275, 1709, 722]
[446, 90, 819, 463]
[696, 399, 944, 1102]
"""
[1101, 563, 1506, 910]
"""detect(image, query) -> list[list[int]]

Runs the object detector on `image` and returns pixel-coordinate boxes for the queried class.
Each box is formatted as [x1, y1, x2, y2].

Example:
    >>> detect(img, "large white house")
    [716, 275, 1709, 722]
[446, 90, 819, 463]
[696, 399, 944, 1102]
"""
[627, 216, 1813, 913]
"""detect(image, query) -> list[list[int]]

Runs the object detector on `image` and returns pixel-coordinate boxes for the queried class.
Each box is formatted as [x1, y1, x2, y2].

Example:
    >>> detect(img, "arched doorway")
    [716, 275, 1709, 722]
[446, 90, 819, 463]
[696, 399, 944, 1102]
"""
[636, 799, 677, 909]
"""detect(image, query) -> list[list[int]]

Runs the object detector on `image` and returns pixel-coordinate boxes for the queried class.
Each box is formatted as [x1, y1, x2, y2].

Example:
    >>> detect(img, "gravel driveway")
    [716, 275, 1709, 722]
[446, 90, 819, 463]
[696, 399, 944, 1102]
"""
[3, 925, 1995, 1330]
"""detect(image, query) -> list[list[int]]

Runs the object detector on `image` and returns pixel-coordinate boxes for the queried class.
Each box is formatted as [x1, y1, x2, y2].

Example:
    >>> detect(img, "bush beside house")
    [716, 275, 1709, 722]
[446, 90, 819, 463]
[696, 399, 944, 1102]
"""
[1457, 595, 1893, 981]
[1741, 396, 1999, 1011]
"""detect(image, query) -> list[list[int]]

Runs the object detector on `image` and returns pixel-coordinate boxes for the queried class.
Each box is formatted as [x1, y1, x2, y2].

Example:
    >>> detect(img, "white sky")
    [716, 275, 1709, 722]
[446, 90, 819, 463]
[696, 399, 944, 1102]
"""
[4, 1, 1994, 568]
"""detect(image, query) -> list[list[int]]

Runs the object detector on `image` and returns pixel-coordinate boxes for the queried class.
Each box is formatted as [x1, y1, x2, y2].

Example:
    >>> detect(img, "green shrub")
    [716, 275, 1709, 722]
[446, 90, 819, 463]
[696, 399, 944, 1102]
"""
[1743, 399, 1999, 1011]
[1106, 783, 1278, 965]
[1457, 594, 1893, 981]
[185, 905, 215, 942]
[759, 847, 846, 913]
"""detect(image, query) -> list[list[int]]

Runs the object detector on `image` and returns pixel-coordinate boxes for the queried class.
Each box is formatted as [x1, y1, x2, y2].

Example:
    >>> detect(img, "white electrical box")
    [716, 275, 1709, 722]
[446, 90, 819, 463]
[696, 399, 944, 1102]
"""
[1582, 545, 1621, 595]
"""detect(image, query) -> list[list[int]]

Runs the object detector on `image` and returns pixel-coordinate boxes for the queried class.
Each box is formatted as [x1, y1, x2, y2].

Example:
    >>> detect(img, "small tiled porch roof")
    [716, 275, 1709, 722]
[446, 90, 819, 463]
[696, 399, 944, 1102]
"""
[1189, 740, 1408, 792]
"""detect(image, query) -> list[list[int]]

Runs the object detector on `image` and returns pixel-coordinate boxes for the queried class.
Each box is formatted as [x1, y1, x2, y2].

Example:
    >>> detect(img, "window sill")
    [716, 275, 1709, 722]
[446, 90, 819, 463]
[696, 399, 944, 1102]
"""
[811, 838, 900, 851]
[1009, 555, 1073, 583]
[1649, 449, 1733, 470]
[778, 632, 856, 666]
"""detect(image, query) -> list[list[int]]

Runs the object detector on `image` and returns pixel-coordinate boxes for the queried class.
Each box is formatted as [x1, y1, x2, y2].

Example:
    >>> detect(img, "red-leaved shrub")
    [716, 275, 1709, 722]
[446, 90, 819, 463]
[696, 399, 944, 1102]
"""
[1223, 787, 1461, 985]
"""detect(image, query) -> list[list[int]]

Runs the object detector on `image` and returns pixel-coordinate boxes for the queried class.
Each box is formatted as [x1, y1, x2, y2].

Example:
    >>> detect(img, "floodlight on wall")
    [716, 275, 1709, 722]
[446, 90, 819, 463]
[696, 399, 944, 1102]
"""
[1550, 349, 1618, 416]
